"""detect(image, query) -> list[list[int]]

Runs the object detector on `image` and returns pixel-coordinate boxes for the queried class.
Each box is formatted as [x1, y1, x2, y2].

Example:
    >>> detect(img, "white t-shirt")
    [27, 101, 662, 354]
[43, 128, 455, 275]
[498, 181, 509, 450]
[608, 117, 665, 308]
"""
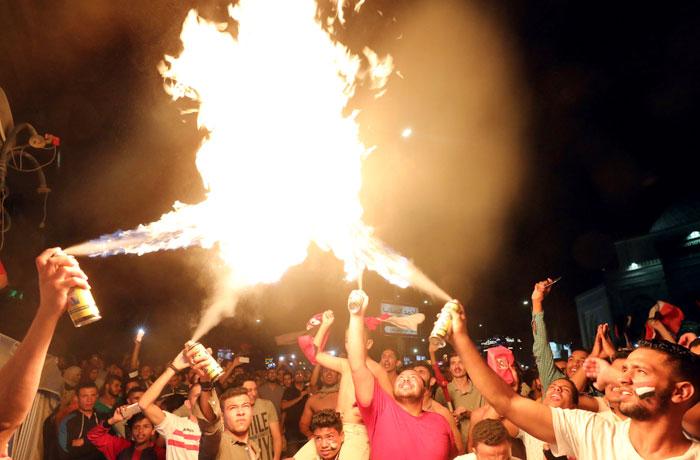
[454, 453, 522, 460]
[156, 411, 202, 460]
[594, 396, 626, 424]
[550, 407, 700, 459]
[516, 429, 546, 460]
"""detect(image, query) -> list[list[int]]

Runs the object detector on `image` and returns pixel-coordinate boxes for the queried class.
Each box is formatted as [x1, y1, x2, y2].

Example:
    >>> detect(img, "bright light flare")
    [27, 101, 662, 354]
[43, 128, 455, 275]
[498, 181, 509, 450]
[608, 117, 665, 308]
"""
[401, 127, 413, 138]
[65, 0, 451, 339]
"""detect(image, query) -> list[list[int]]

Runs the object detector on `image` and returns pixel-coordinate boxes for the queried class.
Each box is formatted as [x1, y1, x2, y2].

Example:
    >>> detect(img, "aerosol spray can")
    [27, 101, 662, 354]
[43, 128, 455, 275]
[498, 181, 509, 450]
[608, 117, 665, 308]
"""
[347, 289, 368, 314]
[429, 299, 462, 348]
[187, 342, 224, 382]
[67, 288, 102, 327]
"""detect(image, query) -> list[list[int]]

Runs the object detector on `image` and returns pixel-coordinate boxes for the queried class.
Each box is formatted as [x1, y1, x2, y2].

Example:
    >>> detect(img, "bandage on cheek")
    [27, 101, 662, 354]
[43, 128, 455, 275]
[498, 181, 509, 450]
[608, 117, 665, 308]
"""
[635, 386, 656, 399]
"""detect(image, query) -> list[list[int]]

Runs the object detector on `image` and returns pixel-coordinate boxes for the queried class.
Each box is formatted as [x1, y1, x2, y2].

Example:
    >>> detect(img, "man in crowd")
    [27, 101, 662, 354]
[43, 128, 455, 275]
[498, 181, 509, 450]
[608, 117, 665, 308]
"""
[434, 352, 485, 447]
[299, 368, 339, 440]
[87, 406, 164, 460]
[113, 387, 147, 438]
[309, 410, 343, 460]
[447, 303, 700, 459]
[379, 349, 400, 386]
[347, 290, 457, 459]
[281, 370, 309, 455]
[0, 248, 90, 457]
[456, 419, 521, 460]
[59, 382, 104, 460]
[531, 279, 589, 392]
[293, 310, 393, 460]
[139, 345, 201, 460]
[94, 375, 123, 419]
[233, 375, 282, 460]
[258, 369, 284, 419]
[409, 361, 464, 454]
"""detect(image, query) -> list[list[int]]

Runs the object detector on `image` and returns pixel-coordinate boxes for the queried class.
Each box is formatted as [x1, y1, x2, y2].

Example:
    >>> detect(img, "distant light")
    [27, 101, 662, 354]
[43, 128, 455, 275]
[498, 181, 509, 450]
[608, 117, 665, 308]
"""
[478, 323, 483, 328]
[256, 319, 261, 323]
[401, 127, 413, 138]
[329, 350, 337, 356]
[279, 356, 285, 361]
[138, 328, 145, 335]
[421, 338, 426, 343]
[687, 231, 700, 240]
[290, 362, 294, 366]
[413, 348, 418, 354]
[423, 300, 429, 305]
[291, 354, 296, 360]
[628, 262, 641, 271]
[522, 300, 529, 305]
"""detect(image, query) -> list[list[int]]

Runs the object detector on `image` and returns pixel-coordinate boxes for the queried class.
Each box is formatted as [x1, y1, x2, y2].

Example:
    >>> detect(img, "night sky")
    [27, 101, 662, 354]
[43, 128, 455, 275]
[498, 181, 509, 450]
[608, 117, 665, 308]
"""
[1, 1, 699, 365]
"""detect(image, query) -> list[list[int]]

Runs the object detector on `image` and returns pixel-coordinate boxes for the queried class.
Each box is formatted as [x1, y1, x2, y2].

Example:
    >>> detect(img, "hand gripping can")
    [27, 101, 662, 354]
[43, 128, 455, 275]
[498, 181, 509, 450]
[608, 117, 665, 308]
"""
[429, 299, 462, 348]
[67, 288, 102, 327]
[187, 342, 224, 382]
[347, 289, 368, 314]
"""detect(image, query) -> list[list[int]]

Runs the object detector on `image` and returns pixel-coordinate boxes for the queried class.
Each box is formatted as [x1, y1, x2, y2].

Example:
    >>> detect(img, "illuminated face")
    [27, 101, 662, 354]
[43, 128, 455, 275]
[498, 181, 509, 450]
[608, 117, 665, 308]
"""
[127, 390, 144, 404]
[381, 350, 398, 373]
[604, 359, 626, 405]
[131, 418, 154, 445]
[449, 355, 466, 379]
[139, 365, 153, 381]
[313, 427, 344, 460]
[543, 379, 575, 409]
[566, 350, 588, 378]
[283, 374, 293, 387]
[618, 348, 674, 420]
[393, 370, 425, 402]
[242, 380, 258, 405]
[108, 379, 123, 398]
[412, 366, 434, 392]
[78, 387, 98, 412]
[321, 368, 339, 387]
[474, 440, 512, 460]
[223, 394, 253, 435]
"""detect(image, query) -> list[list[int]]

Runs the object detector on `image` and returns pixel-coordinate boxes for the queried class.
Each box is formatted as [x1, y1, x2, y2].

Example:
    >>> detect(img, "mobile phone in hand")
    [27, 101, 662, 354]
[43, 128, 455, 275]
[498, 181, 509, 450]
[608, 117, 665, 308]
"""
[122, 403, 141, 419]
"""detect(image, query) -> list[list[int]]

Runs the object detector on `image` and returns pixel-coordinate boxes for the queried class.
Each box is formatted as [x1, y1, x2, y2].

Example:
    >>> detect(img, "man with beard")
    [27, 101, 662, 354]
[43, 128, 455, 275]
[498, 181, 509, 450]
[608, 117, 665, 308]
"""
[95, 375, 124, 419]
[347, 290, 456, 459]
[309, 410, 343, 460]
[434, 352, 485, 447]
[592, 351, 629, 424]
[448, 300, 700, 460]
[258, 369, 284, 419]
[408, 361, 464, 454]
[87, 408, 165, 460]
[300, 368, 339, 439]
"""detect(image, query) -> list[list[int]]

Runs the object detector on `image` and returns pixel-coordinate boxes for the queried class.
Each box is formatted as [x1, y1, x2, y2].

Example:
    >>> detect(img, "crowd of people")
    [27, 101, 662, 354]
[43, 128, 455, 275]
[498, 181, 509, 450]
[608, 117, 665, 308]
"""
[1, 250, 700, 460]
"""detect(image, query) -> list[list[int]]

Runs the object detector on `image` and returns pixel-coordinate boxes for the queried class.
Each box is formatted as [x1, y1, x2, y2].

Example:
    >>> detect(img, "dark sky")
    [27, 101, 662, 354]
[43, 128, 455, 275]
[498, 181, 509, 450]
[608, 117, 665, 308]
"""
[1, 0, 699, 364]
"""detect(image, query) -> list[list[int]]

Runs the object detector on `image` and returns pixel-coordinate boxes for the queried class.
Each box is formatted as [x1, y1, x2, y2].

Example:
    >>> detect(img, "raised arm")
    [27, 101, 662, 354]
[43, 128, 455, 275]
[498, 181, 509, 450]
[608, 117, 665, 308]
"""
[0, 248, 89, 455]
[130, 332, 143, 373]
[448, 307, 556, 444]
[312, 310, 346, 373]
[531, 279, 565, 392]
[346, 290, 374, 406]
[139, 345, 190, 425]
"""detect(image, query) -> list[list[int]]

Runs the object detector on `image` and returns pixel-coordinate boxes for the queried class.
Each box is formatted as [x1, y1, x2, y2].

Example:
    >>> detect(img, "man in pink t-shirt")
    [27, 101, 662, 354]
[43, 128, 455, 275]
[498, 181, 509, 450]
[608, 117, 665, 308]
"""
[346, 290, 457, 460]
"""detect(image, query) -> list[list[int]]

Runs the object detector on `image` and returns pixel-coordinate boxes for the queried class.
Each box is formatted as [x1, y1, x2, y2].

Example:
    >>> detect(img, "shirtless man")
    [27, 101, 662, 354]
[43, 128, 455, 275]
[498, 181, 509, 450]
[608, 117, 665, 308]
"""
[300, 367, 340, 439]
[293, 310, 393, 460]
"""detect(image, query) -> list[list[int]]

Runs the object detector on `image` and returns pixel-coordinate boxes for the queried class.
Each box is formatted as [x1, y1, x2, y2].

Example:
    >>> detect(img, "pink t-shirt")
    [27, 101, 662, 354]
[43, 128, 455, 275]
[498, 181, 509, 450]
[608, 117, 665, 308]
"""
[358, 379, 456, 460]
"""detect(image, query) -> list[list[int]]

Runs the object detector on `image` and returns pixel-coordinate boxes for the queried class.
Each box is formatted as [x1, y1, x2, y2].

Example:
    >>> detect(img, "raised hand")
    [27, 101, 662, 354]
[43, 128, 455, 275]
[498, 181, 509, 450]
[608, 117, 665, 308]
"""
[583, 356, 621, 389]
[347, 289, 369, 315]
[36, 248, 90, 318]
[321, 310, 335, 326]
[531, 279, 553, 304]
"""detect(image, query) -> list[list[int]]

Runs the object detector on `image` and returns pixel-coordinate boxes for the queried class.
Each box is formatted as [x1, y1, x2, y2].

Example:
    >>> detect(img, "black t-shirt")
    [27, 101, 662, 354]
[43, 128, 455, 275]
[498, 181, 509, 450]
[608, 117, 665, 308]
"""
[282, 386, 308, 439]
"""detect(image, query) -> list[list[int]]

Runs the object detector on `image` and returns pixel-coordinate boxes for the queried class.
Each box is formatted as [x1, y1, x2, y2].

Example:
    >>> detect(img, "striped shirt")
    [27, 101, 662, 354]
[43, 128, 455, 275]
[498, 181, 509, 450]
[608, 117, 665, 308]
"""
[156, 411, 201, 460]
